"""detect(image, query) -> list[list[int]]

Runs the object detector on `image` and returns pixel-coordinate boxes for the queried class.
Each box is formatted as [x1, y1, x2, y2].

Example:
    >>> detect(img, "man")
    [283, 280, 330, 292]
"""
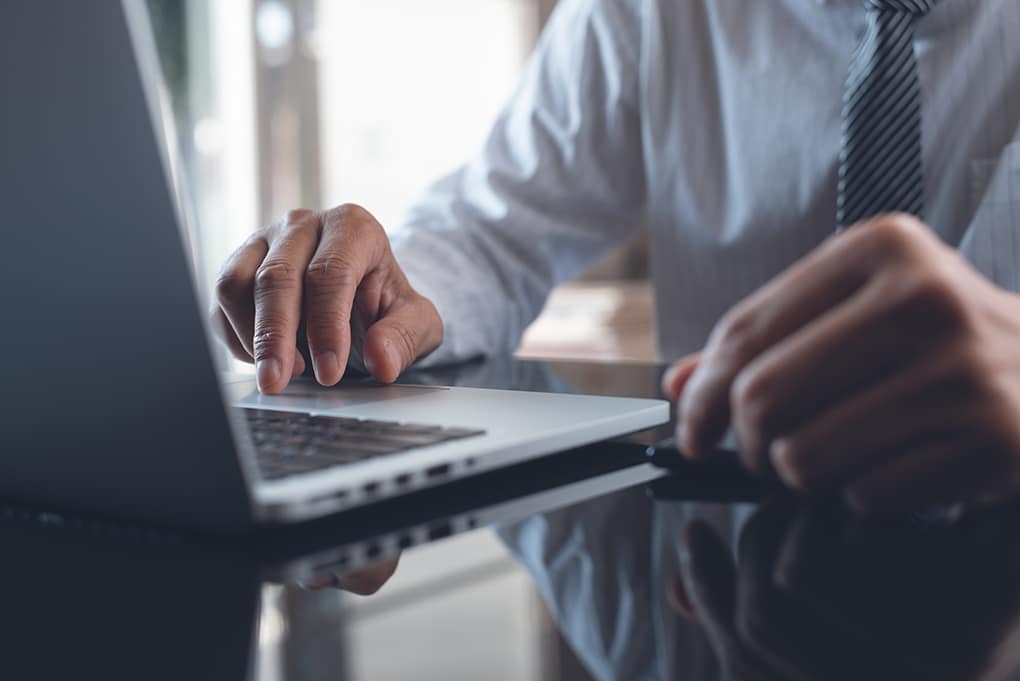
[212, 0, 1020, 511]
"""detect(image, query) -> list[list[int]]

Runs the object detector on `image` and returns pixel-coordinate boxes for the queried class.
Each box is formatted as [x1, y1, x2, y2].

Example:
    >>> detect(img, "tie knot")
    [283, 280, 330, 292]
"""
[864, 0, 936, 15]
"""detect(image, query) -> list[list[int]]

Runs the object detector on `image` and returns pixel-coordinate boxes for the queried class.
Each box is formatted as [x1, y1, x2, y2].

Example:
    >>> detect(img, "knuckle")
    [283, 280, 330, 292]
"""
[712, 306, 759, 361]
[394, 323, 419, 361]
[326, 203, 386, 242]
[305, 255, 359, 292]
[214, 268, 252, 303]
[283, 208, 315, 225]
[255, 261, 301, 294]
[896, 268, 970, 331]
[861, 213, 928, 261]
[333, 202, 373, 224]
[244, 230, 270, 248]
[251, 325, 288, 359]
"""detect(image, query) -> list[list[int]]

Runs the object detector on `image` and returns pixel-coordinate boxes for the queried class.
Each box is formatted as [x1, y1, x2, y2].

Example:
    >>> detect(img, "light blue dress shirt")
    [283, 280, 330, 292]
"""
[390, 0, 1020, 365]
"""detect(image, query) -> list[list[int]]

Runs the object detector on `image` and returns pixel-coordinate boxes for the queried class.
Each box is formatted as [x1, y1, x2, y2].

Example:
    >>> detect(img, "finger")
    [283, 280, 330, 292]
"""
[769, 351, 973, 492]
[334, 555, 400, 596]
[291, 352, 307, 379]
[845, 436, 1019, 513]
[362, 295, 443, 383]
[253, 212, 322, 393]
[215, 235, 269, 358]
[211, 307, 252, 362]
[661, 353, 701, 401]
[679, 215, 933, 461]
[304, 555, 400, 594]
[679, 231, 875, 460]
[213, 304, 304, 376]
[730, 274, 948, 472]
[304, 205, 389, 386]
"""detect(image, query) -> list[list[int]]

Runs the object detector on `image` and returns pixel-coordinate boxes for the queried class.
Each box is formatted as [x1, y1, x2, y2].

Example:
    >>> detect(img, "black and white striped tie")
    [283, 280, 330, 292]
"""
[837, 0, 936, 229]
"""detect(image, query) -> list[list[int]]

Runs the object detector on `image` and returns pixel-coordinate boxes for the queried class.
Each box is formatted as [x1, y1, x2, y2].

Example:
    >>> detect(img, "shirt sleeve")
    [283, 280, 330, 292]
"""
[389, 0, 647, 366]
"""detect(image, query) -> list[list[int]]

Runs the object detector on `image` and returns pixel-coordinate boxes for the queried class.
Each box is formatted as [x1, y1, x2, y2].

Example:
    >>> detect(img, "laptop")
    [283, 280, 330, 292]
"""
[0, 0, 669, 532]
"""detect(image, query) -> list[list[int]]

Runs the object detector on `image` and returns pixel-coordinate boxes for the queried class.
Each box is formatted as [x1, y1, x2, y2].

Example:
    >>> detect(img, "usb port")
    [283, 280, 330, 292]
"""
[425, 463, 450, 479]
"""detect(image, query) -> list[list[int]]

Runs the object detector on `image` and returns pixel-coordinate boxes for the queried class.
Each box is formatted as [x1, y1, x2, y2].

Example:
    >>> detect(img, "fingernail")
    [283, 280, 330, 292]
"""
[677, 423, 702, 460]
[769, 440, 798, 485]
[256, 358, 281, 391]
[675, 424, 692, 458]
[384, 339, 403, 376]
[313, 351, 339, 385]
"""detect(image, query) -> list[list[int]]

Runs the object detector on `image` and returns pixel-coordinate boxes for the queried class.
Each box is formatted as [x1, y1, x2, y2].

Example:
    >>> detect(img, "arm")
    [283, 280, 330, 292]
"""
[391, 0, 648, 365]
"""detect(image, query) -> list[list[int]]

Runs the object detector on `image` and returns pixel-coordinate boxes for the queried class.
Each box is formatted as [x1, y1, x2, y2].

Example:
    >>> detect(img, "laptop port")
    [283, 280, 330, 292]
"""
[398, 533, 414, 549]
[395, 473, 413, 487]
[425, 463, 450, 479]
[362, 481, 380, 495]
[427, 523, 452, 541]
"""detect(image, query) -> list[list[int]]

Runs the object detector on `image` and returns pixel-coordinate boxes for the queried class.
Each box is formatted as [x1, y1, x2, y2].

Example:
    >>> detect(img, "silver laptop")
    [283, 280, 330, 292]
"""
[0, 0, 669, 532]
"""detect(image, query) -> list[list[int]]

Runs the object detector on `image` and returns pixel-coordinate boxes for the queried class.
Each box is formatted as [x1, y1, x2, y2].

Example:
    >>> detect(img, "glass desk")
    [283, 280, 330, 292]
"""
[5, 359, 1020, 681]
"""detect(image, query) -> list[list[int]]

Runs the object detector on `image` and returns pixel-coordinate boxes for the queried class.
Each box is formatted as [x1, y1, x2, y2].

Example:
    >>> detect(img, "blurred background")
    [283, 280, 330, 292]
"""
[144, 1, 654, 679]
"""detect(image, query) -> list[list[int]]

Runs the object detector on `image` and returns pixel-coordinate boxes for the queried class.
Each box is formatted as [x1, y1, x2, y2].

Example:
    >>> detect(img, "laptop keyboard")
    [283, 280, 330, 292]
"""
[244, 409, 485, 481]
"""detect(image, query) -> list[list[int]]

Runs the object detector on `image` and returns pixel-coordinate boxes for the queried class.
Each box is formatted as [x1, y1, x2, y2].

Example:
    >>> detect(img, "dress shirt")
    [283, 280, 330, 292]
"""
[389, 0, 1020, 365]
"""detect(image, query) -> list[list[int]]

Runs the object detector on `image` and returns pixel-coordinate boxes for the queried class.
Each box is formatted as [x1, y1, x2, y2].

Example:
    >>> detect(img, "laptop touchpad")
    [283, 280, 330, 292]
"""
[228, 377, 447, 412]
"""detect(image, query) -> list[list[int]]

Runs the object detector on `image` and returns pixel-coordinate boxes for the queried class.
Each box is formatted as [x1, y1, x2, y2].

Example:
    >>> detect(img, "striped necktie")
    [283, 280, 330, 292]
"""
[837, 0, 936, 229]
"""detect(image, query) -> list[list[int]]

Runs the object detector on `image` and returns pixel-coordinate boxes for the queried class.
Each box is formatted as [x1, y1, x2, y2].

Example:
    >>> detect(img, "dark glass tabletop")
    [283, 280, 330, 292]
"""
[5, 358, 1020, 681]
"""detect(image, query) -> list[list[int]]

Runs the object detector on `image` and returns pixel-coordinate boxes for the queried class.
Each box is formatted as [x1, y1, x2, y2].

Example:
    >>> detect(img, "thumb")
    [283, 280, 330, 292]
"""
[363, 295, 443, 383]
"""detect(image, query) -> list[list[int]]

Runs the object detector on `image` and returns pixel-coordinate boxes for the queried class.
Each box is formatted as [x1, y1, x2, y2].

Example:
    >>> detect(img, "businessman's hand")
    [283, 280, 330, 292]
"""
[212, 205, 443, 394]
[664, 213, 1020, 511]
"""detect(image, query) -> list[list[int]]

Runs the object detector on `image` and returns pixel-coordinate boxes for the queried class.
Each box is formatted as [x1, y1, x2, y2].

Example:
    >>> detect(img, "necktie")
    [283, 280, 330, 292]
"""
[837, 0, 936, 229]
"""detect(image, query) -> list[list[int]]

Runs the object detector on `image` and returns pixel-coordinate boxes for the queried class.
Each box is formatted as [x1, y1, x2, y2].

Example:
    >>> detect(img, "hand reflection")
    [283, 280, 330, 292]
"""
[306, 555, 400, 595]
[674, 500, 1020, 681]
